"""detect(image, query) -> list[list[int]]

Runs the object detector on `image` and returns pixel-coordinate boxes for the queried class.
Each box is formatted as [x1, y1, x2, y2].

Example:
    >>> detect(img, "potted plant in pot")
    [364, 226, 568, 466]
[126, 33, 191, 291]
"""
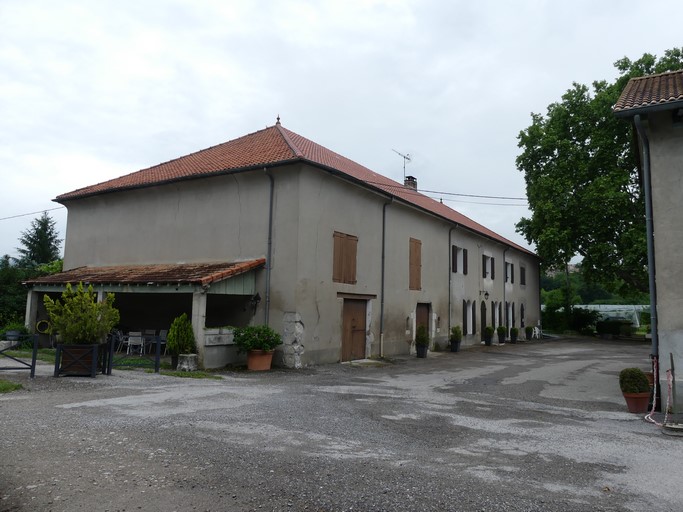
[484, 326, 494, 346]
[525, 325, 534, 340]
[44, 282, 120, 377]
[509, 327, 519, 344]
[166, 313, 197, 371]
[415, 325, 429, 358]
[233, 325, 282, 370]
[619, 367, 651, 413]
[496, 325, 507, 344]
[449, 325, 462, 353]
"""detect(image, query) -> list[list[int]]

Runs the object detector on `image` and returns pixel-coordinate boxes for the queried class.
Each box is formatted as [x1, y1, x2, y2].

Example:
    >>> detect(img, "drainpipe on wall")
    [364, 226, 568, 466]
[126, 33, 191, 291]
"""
[264, 168, 275, 327]
[379, 198, 393, 358]
[633, 115, 659, 362]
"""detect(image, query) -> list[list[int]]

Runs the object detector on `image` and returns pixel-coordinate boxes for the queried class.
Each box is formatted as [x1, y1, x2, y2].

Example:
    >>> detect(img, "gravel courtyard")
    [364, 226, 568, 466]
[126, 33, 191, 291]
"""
[1, 338, 680, 512]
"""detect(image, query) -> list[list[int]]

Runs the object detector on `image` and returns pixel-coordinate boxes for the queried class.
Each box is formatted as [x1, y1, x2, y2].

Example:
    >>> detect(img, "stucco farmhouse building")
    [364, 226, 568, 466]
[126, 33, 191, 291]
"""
[615, 69, 683, 411]
[26, 121, 540, 368]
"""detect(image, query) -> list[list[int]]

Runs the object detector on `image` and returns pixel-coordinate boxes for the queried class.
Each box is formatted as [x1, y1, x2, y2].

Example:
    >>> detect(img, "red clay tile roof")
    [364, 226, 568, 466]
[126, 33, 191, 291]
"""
[56, 123, 533, 255]
[614, 69, 683, 115]
[25, 259, 265, 287]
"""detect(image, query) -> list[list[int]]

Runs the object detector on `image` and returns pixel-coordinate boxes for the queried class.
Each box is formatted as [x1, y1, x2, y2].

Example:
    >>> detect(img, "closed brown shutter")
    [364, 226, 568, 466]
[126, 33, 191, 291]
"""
[409, 238, 421, 290]
[463, 248, 468, 275]
[452, 245, 457, 273]
[491, 257, 495, 280]
[345, 235, 358, 284]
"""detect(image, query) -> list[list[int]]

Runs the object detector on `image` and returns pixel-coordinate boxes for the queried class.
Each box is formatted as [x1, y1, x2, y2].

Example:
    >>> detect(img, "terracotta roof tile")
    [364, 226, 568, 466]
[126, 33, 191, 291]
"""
[614, 69, 683, 114]
[25, 259, 265, 287]
[56, 124, 533, 255]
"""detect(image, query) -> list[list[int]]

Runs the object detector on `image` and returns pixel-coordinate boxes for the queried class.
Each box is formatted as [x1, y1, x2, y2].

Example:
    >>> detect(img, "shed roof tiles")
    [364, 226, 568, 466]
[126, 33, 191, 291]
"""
[57, 122, 533, 255]
[26, 259, 265, 287]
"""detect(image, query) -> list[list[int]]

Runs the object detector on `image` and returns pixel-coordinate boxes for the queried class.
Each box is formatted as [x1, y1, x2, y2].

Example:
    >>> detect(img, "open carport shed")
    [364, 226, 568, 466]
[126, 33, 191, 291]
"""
[24, 258, 265, 368]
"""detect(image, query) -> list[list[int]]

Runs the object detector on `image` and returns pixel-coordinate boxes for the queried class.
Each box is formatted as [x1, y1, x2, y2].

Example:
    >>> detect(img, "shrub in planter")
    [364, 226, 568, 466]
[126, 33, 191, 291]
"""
[449, 325, 462, 352]
[509, 327, 519, 343]
[233, 325, 282, 370]
[496, 325, 507, 343]
[415, 325, 429, 358]
[525, 325, 534, 340]
[619, 367, 651, 413]
[167, 313, 196, 369]
[2, 321, 28, 342]
[484, 326, 494, 346]
[44, 282, 120, 376]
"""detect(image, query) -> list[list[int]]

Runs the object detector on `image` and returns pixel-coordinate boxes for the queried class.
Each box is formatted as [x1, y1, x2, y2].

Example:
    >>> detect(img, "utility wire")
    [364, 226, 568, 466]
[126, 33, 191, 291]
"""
[363, 179, 527, 201]
[0, 206, 65, 222]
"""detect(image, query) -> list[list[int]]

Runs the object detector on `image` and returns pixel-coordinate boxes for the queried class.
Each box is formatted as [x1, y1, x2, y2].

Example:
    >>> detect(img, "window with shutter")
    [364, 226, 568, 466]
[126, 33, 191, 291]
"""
[409, 238, 422, 290]
[333, 231, 358, 284]
[463, 248, 468, 275]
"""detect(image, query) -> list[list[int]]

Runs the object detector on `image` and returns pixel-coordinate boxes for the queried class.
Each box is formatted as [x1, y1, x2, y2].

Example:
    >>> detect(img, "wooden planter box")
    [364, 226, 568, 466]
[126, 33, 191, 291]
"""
[54, 343, 107, 378]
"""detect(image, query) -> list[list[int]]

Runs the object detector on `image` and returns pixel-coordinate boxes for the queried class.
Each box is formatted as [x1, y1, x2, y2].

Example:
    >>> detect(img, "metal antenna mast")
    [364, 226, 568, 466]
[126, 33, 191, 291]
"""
[392, 149, 411, 180]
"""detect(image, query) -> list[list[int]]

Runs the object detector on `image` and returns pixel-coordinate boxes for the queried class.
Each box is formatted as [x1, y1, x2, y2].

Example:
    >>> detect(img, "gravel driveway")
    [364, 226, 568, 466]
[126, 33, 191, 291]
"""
[1, 338, 680, 512]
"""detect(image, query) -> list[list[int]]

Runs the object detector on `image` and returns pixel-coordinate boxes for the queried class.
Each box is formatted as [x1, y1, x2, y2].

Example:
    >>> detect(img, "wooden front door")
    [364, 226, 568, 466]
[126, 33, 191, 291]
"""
[416, 303, 430, 333]
[342, 299, 367, 361]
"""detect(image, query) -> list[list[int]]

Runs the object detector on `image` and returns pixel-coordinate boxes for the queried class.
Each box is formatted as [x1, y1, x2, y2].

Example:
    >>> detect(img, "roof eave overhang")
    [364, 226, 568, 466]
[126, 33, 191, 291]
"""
[54, 158, 303, 204]
[614, 99, 683, 119]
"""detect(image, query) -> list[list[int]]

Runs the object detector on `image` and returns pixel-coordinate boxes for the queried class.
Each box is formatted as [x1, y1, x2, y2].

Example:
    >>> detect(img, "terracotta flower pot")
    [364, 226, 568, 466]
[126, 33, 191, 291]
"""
[622, 392, 651, 413]
[247, 349, 274, 371]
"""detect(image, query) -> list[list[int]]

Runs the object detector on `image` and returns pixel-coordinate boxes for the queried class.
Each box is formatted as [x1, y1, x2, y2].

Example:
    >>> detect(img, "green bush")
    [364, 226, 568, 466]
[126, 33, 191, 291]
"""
[449, 325, 462, 342]
[496, 325, 507, 336]
[619, 367, 650, 393]
[525, 325, 534, 339]
[167, 313, 196, 355]
[233, 325, 282, 353]
[569, 307, 600, 332]
[43, 283, 119, 344]
[415, 325, 429, 346]
[484, 326, 494, 338]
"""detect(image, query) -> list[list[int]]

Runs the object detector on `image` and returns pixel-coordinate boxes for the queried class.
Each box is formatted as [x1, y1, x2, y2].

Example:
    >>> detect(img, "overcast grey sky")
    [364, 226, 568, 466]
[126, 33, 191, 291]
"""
[0, 0, 678, 260]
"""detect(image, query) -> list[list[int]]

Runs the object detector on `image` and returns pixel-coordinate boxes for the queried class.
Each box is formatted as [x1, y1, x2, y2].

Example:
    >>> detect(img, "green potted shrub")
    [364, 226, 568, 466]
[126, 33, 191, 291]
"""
[449, 325, 462, 353]
[2, 321, 28, 343]
[43, 282, 120, 377]
[509, 327, 519, 344]
[166, 313, 197, 370]
[233, 325, 282, 370]
[415, 325, 429, 358]
[496, 325, 507, 344]
[484, 326, 494, 346]
[525, 325, 534, 340]
[619, 367, 651, 413]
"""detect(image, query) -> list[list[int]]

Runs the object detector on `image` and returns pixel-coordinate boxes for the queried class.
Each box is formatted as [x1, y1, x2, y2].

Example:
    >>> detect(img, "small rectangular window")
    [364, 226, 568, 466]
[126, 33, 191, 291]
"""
[333, 231, 358, 284]
[451, 245, 458, 273]
[520, 266, 526, 286]
[463, 248, 468, 275]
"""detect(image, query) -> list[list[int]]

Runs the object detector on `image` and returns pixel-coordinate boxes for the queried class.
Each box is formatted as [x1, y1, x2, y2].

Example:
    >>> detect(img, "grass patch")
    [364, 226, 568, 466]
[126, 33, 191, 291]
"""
[4, 348, 56, 364]
[0, 378, 22, 393]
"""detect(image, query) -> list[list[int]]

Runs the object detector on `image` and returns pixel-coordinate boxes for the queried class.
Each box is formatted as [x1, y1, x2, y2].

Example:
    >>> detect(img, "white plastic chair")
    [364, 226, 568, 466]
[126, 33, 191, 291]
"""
[532, 326, 541, 339]
[125, 332, 144, 355]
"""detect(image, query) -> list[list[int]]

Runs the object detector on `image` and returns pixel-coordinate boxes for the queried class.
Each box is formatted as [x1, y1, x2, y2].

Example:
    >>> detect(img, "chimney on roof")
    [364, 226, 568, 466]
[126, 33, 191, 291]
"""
[404, 175, 417, 190]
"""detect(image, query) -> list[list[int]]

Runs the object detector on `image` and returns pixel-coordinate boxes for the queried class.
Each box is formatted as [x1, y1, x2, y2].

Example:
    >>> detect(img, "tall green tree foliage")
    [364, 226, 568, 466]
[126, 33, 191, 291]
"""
[17, 211, 62, 266]
[516, 48, 683, 298]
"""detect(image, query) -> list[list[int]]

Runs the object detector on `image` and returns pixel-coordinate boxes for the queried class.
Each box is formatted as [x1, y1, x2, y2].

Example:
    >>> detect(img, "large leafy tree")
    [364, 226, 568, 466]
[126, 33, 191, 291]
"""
[17, 211, 62, 266]
[516, 48, 683, 299]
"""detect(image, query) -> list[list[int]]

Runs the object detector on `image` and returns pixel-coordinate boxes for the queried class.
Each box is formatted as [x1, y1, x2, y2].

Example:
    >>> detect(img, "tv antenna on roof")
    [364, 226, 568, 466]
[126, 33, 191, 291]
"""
[392, 149, 411, 180]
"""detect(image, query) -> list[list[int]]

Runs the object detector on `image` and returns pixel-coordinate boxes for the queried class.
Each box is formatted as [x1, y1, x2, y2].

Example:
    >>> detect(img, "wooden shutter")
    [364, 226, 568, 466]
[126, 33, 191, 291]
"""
[482, 255, 487, 278]
[452, 246, 457, 273]
[520, 266, 526, 285]
[491, 257, 495, 280]
[510, 263, 514, 284]
[409, 238, 421, 290]
[333, 232, 344, 282]
[463, 248, 468, 275]
[345, 235, 358, 284]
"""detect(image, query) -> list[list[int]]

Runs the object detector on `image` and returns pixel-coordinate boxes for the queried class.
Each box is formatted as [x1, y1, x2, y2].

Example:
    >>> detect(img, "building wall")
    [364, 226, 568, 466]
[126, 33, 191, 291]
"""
[59, 163, 540, 367]
[648, 110, 683, 409]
